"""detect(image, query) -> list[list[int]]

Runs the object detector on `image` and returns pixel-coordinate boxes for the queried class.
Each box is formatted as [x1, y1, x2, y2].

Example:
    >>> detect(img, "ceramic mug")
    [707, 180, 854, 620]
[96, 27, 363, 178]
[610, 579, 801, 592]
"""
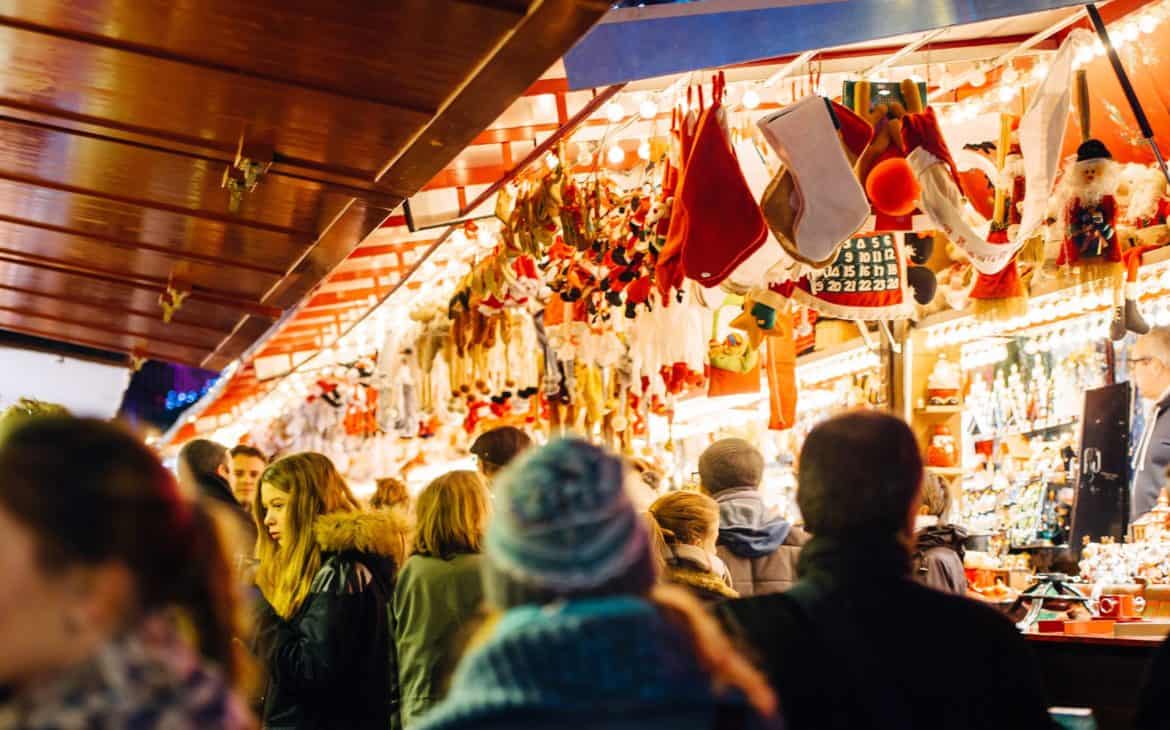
[1097, 594, 1146, 619]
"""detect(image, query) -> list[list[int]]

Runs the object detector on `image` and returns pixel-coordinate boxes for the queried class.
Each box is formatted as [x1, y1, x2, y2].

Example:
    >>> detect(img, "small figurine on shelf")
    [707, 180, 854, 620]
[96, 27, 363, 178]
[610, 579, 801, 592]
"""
[926, 353, 961, 406]
[926, 424, 959, 468]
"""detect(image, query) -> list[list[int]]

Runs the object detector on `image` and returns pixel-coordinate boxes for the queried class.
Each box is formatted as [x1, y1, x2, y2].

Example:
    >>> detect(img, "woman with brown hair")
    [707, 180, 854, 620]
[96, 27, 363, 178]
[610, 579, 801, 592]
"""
[0, 417, 251, 728]
[418, 439, 780, 730]
[371, 476, 412, 512]
[253, 452, 409, 730]
[648, 491, 738, 603]
[393, 470, 490, 728]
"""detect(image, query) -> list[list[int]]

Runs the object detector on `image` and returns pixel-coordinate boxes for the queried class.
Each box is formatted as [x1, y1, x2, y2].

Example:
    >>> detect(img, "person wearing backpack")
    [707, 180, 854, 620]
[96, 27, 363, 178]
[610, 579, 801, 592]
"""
[912, 471, 968, 595]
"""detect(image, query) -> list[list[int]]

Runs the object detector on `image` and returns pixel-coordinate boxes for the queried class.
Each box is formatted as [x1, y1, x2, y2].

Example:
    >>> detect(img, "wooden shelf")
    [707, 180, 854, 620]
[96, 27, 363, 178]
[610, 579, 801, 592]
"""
[926, 466, 963, 477]
[916, 405, 961, 414]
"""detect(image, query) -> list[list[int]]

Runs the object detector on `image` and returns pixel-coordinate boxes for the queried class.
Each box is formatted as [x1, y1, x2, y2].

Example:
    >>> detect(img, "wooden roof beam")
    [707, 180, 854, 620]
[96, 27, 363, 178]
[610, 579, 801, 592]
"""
[0, 211, 286, 276]
[0, 251, 284, 319]
[0, 167, 314, 240]
[0, 319, 202, 367]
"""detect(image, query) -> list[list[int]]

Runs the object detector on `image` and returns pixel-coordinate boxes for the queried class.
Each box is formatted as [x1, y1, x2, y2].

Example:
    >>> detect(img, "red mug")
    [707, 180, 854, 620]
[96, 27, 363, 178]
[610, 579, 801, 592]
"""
[1098, 594, 1144, 619]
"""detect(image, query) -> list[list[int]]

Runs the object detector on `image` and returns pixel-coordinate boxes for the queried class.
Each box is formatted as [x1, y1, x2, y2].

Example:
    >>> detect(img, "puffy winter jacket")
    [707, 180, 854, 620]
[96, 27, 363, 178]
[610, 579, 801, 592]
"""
[394, 553, 485, 728]
[714, 487, 809, 596]
[255, 510, 408, 730]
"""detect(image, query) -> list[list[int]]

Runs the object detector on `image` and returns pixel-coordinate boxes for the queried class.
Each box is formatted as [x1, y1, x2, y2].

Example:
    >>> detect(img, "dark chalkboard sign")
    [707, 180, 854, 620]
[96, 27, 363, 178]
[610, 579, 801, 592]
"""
[1070, 382, 1133, 558]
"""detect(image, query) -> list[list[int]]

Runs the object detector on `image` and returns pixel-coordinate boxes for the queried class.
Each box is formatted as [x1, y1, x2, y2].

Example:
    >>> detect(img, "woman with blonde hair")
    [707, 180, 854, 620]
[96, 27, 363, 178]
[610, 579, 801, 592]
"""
[648, 491, 738, 603]
[252, 452, 408, 730]
[393, 470, 490, 728]
[418, 439, 780, 730]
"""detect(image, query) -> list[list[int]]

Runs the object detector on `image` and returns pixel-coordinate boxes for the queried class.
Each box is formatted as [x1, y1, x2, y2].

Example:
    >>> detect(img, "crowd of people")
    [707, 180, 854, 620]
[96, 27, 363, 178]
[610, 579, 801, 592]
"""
[3, 408, 1170, 729]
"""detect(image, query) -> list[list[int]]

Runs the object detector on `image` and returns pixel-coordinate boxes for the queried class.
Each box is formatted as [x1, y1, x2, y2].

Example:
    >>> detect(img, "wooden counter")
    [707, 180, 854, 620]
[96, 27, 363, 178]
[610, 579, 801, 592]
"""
[1025, 631, 1162, 730]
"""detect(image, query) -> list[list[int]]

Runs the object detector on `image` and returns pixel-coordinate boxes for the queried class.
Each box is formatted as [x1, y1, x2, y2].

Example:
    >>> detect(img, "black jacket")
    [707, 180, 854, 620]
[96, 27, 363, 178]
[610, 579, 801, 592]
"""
[912, 523, 969, 595]
[717, 535, 1051, 730]
[255, 510, 409, 730]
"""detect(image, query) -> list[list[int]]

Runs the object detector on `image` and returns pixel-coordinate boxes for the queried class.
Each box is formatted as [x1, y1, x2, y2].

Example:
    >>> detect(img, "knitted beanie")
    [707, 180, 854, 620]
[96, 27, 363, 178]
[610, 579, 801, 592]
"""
[483, 437, 654, 609]
[698, 438, 764, 494]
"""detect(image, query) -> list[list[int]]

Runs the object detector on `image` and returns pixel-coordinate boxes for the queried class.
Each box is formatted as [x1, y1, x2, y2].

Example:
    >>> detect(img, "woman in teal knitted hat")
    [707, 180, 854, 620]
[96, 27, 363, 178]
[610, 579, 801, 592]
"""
[416, 437, 781, 730]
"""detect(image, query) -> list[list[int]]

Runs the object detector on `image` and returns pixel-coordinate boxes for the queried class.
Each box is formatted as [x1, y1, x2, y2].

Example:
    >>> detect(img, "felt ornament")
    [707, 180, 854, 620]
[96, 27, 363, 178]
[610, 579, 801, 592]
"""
[707, 299, 761, 397]
[658, 73, 768, 293]
[763, 318, 797, 432]
[1059, 139, 1123, 281]
[865, 157, 921, 217]
[970, 114, 1028, 321]
[757, 96, 872, 267]
[852, 79, 920, 232]
[781, 231, 915, 321]
[1111, 243, 1158, 340]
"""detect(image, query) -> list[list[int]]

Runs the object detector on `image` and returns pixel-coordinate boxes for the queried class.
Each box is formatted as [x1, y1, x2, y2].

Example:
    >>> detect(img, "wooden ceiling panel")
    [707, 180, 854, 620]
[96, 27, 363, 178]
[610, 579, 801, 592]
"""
[0, 0, 607, 369]
[0, 264, 250, 333]
[0, 24, 434, 177]
[0, 1, 531, 114]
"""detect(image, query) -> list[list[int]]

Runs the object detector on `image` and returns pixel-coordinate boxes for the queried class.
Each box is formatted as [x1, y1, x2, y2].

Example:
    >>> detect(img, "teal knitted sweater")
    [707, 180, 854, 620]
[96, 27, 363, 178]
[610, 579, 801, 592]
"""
[416, 596, 775, 730]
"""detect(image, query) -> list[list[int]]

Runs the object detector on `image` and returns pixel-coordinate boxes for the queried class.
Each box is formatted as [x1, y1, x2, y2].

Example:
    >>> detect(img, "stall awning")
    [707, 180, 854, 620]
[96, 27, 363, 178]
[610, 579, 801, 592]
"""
[563, 0, 1088, 88]
[0, 0, 607, 371]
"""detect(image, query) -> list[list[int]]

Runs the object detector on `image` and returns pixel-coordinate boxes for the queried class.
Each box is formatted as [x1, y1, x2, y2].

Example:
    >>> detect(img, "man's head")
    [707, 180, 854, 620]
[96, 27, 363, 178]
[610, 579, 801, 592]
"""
[1132, 327, 1170, 401]
[176, 439, 230, 498]
[698, 438, 764, 495]
[797, 411, 923, 539]
[470, 426, 532, 480]
[228, 445, 267, 507]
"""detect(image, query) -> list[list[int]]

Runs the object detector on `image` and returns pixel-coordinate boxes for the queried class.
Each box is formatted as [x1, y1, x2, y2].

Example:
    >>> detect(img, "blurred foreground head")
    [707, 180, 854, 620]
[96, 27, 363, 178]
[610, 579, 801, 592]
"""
[798, 410, 923, 539]
[0, 417, 240, 686]
[482, 437, 654, 608]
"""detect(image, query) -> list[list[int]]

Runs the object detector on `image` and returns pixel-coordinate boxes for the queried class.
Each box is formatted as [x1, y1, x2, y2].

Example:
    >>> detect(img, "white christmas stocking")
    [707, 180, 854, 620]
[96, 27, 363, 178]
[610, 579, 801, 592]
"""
[757, 95, 870, 267]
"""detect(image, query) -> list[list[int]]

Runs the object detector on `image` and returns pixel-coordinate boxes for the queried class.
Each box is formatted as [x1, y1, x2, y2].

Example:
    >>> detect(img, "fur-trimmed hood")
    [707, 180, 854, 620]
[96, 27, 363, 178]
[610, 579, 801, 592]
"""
[314, 508, 411, 565]
[665, 564, 739, 601]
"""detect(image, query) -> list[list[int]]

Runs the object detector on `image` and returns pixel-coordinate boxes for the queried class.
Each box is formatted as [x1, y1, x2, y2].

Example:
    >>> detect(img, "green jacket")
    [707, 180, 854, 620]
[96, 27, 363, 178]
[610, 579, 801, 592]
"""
[393, 553, 484, 728]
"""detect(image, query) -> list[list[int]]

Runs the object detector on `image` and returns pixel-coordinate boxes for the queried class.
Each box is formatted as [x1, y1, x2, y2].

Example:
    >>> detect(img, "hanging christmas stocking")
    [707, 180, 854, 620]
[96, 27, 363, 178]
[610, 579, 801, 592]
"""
[757, 96, 872, 266]
[673, 73, 769, 287]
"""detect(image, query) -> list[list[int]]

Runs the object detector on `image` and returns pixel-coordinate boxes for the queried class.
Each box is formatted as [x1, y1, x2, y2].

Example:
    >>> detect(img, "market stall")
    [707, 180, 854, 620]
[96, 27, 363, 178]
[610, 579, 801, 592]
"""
[153, 2, 1170, 713]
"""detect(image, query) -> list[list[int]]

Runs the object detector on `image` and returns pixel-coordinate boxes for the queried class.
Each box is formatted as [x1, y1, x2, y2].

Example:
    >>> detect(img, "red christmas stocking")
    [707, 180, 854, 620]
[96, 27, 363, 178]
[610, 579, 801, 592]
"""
[671, 73, 769, 288]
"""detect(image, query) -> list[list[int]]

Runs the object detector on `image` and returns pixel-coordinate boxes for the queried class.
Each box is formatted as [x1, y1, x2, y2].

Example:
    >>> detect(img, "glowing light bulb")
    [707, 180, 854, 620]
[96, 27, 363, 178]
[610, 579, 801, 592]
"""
[1001, 66, 1019, 85]
[742, 89, 761, 109]
[1093, 39, 1107, 56]
[605, 101, 625, 123]
[544, 152, 559, 171]
[1031, 62, 1049, 82]
[1141, 12, 1159, 34]
[639, 98, 658, 120]
[535, 94, 557, 115]
[607, 145, 625, 165]
[969, 67, 987, 87]
[637, 140, 651, 161]
[998, 85, 1017, 103]
[1122, 21, 1140, 42]
[576, 144, 593, 166]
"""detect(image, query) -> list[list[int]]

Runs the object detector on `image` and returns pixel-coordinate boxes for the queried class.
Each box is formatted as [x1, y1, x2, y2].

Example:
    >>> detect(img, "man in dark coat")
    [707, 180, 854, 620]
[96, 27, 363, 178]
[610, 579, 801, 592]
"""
[177, 439, 258, 564]
[717, 411, 1050, 730]
[1130, 327, 1170, 520]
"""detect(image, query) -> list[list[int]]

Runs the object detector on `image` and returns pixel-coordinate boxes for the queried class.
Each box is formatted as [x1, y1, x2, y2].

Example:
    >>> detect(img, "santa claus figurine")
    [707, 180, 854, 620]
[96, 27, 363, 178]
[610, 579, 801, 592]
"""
[1060, 138, 1122, 278]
